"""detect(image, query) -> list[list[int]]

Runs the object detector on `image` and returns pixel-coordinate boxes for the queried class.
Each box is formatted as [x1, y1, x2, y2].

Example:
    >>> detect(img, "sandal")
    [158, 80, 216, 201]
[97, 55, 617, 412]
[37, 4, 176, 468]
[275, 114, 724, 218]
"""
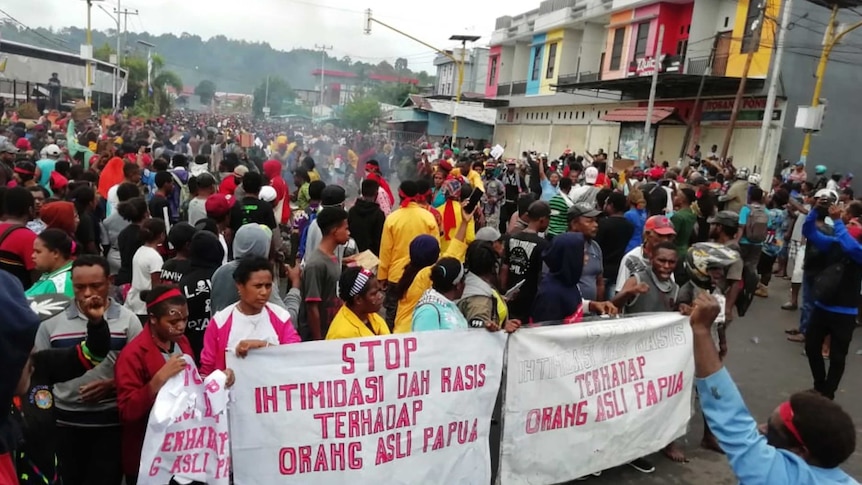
[787, 334, 805, 343]
[781, 303, 798, 311]
[785, 328, 801, 335]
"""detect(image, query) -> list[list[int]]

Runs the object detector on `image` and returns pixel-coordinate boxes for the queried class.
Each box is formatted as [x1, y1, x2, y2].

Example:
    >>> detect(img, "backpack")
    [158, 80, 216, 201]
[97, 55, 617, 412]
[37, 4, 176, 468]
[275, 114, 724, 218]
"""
[170, 171, 191, 220]
[743, 204, 769, 243]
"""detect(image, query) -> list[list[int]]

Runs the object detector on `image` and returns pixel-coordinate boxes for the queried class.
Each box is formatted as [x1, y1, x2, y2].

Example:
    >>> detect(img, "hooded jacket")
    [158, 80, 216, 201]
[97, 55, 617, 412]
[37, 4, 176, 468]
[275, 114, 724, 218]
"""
[531, 232, 586, 324]
[210, 224, 276, 313]
[179, 231, 226, 362]
[347, 198, 386, 256]
[0, 272, 40, 483]
[457, 272, 507, 328]
[263, 159, 290, 224]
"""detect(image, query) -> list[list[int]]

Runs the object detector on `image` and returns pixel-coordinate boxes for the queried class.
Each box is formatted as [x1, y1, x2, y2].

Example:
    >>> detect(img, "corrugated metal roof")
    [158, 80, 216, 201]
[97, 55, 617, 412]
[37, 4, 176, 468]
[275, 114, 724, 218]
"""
[601, 107, 677, 124]
[405, 95, 497, 126]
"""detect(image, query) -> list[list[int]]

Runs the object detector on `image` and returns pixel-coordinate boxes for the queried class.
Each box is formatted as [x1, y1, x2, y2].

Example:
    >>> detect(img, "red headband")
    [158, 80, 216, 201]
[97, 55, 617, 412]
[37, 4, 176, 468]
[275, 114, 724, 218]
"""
[399, 189, 420, 208]
[14, 167, 34, 175]
[147, 288, 183, 309]
[779, 401, 805, 446]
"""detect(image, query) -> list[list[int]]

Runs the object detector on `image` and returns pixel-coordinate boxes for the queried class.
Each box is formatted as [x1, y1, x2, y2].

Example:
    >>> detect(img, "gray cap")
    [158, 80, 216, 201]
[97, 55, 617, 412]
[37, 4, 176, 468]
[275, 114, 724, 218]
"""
[475, 226, 502, 242]
[567, 203, 602, 220]
[0, 143, 19, 154]
[707, 210, 740, 227]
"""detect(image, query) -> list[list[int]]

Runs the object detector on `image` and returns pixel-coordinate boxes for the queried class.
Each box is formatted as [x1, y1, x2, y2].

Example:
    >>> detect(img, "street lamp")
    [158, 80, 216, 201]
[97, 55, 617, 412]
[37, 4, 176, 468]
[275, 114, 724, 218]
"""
[799, 0, 862, 163]
[363, 9, 480, 146]
[137, 40, 155, 97]
[448, 34, 480, 146]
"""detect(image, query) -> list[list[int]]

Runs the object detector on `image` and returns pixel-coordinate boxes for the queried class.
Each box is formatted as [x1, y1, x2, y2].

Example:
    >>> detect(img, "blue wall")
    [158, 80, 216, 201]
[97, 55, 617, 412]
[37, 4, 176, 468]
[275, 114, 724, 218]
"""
[427, 112, 494, 140]
[526, 33, 547, 96]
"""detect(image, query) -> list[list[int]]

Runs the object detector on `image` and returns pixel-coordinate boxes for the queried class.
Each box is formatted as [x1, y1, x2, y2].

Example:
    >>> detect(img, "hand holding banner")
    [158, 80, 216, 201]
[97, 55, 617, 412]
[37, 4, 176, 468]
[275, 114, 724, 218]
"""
[499, 314, 694, 484]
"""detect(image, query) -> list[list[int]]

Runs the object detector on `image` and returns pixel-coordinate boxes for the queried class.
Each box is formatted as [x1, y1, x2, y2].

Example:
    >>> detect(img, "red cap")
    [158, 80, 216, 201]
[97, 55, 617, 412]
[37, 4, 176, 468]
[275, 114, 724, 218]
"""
[645, 215, 676, 235]
[648, 167, 664, 180]
[205, 194, 235, 218]
[15, 138, 31, 151]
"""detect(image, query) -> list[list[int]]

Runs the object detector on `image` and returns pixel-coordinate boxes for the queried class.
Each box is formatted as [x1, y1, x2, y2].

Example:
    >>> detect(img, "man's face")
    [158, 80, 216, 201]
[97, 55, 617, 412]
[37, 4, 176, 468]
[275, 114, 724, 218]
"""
[128, 167, 142, 184]
[568, 170, 580, 185]
[332, 220, 350, 245]
[0, 152, 14, 164]
[651, 248, 678, 281]
[31, 191, 45, 216]
[536, 216, 550, 233]
[72, 265, 110, 307]
[506, 163, 515, 173]
[549, 172, 560, 187]
[572, 216, 598, 239]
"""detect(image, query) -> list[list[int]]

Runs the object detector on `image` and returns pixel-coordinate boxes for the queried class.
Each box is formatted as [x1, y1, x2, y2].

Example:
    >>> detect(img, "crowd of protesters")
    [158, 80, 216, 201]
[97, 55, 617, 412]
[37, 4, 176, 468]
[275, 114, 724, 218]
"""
[0, 109, 857, 485]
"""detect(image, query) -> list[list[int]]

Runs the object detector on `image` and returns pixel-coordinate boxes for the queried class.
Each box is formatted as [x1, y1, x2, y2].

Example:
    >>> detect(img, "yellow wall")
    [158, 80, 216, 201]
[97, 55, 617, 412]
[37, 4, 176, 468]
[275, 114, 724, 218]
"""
[726, 0, 781, 78]
[540, 29, 565, 94]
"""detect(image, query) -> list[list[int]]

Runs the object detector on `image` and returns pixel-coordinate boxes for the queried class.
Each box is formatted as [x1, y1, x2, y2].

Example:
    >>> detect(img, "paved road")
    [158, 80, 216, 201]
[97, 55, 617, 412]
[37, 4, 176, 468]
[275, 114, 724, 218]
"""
[488, 278, 862, 484]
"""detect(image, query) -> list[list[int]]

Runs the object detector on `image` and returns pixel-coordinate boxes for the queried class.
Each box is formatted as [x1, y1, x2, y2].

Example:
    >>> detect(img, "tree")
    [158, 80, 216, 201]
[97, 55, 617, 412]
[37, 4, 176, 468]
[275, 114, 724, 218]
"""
[195, 80, 217, 104]
[394, 57, 408, 72]
[252, 76, 295, 117]
[94, 43, 114, 62]
[342, 96, 381, 131]
[370, 83, 419, 106]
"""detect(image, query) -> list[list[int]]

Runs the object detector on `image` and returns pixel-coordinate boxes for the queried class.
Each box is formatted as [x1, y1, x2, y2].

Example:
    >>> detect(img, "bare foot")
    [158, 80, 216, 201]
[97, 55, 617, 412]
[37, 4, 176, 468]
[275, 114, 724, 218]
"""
[701, 435, 725, 454]
[662, 442, 687, 463]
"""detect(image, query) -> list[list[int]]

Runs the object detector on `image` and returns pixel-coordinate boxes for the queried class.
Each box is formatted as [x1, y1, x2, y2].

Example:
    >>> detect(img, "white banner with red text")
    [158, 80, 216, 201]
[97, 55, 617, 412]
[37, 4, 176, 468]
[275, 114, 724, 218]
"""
[138, 356, 231, 485]
[499, 314, 694, 484]
[227, 331, 507, 485]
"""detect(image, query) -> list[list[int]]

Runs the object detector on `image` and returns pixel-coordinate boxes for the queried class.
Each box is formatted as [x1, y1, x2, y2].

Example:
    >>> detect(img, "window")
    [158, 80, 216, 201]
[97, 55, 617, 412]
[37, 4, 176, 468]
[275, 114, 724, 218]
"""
[634, 22, 651, 59]
[741, 0, 762, 53]
[546, 43, 558, 79]
[677, 39, 688, 57]
[531, 45, 543, 81]
[610, 27, 625, 70]
[489, 56, 498, 86]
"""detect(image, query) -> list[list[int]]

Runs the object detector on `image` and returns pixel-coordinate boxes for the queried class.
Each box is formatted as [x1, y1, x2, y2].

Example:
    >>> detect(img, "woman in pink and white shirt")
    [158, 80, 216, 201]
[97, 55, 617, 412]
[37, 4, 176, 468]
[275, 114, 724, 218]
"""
[200, 256, 301, 385]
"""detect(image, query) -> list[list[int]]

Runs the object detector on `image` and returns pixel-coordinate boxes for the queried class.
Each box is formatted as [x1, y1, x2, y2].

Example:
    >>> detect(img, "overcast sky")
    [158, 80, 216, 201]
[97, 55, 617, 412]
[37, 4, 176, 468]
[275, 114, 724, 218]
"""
[6, 0, 527, 73]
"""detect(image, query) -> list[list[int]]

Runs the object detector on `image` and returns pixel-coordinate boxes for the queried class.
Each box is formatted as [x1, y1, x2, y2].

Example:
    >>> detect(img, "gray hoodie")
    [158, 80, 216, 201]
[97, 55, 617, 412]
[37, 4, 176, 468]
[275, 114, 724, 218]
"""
[210, 224, 300, 322]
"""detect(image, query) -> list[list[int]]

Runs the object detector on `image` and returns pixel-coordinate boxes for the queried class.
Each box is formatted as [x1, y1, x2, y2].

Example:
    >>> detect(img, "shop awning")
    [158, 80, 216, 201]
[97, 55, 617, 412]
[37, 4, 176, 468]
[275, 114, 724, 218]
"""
[601, 107, 679, 124]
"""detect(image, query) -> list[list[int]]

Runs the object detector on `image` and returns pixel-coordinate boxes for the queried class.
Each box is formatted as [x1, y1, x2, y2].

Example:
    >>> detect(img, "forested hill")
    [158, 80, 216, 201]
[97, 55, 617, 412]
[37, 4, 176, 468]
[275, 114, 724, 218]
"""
[0, 24, 435, 94]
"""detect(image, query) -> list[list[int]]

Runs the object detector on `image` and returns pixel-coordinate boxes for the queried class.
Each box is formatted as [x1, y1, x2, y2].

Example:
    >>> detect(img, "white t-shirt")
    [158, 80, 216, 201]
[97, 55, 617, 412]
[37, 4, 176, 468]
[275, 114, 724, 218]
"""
[125, 246, 164, 315]
[225, 308, 279, 352]
[107, 184, 120, 217]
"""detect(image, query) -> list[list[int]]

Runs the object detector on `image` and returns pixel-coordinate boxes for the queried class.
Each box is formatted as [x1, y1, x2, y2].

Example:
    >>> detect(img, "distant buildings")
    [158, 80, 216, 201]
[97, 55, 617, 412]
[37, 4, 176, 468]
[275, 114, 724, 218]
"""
[433, 47, 490, 97]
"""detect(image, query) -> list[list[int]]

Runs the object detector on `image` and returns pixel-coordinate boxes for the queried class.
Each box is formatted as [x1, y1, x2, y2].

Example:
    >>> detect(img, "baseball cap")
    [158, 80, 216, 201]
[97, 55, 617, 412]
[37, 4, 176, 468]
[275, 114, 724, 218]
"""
[707, 210, 740, 228]
[233, 165, 249, 177]
[644, 215, 677, 235]
[814, 188, 838, 202]
[321, 185, 347, 206]
[42, 144, 61, 157]
[475, 227, 502, 242]
[567, 203, 602, 220]
[0, 143, 19, 154]
[259, 185, 277, 202]
[205, 194, 236, 218]
[584, 166, 599, 185]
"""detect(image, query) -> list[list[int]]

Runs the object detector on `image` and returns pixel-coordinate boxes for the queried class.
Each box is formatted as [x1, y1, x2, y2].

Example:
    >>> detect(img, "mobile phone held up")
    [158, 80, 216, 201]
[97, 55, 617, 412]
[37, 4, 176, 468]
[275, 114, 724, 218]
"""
[463, 187, 485, 214]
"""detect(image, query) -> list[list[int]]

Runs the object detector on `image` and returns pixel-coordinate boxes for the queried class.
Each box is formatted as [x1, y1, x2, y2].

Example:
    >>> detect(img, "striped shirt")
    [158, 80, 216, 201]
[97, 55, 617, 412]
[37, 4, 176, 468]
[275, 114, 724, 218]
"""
[548, 191, 574, 236]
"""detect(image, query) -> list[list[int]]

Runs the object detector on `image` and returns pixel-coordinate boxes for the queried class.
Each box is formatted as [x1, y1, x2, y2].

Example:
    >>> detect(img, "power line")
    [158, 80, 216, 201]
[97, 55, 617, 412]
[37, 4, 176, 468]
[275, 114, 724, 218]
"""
[0, 8, 73, 52]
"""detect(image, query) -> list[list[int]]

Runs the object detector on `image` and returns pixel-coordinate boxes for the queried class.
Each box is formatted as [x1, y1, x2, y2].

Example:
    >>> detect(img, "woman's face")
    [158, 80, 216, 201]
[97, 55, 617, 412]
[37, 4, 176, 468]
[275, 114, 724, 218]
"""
[32, 238, 61, 273]
[151, 303, 189, 343]
[238, 270, 273, 312]
[434, 171, 445, 188]
[354, 277, 384, 315]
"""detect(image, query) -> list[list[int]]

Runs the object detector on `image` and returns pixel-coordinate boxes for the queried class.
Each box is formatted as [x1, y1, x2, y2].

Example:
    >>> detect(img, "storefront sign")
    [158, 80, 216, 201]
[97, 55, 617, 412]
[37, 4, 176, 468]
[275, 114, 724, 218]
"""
[498, 314, 694, 484]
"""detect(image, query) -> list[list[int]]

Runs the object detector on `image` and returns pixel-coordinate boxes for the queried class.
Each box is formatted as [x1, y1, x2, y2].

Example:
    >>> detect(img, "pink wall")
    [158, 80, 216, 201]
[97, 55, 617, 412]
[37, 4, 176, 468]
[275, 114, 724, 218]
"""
[486, 45, 502, 97]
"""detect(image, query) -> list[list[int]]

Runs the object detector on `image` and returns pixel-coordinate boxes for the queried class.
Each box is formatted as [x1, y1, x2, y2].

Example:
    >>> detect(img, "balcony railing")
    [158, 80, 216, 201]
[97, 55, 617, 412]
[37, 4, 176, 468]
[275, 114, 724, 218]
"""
[511, 81, 528, 95]
[685, 55, 729, 77]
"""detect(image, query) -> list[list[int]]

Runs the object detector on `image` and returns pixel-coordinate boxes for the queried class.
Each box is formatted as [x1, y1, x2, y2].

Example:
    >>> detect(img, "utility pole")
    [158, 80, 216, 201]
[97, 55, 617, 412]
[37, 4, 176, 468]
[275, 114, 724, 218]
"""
[101, 1, 137, 110]
[641, 24, 664, 167]
[756, 0, 791, 181]
[721, 0, 767, 161]
[85, 0, 94, 106]
[263, 75, 270, 117]
[315, 44, 333, 114]
[679, 35, 718, 160]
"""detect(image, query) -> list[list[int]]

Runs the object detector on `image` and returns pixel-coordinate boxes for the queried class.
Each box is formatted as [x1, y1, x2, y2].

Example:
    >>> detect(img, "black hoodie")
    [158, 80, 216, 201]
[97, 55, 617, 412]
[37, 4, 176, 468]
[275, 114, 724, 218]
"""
[179, 231, 225, 363]
[348, 198, 385, 256]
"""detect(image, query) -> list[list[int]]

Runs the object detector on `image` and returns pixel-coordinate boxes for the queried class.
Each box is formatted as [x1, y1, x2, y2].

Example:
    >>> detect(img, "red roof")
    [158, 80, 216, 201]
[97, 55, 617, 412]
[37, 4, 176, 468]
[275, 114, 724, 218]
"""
[310, 69, 418, 84]
[601, 107, 677, 124]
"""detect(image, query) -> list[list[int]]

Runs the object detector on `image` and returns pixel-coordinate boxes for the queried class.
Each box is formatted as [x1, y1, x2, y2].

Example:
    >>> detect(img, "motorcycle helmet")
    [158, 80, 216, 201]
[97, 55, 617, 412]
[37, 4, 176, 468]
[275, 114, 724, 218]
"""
[748, 173, 762, 186]
[736, 167, 750, 180]
[685, 242, 741, 289]
[815, 164, 827, 175]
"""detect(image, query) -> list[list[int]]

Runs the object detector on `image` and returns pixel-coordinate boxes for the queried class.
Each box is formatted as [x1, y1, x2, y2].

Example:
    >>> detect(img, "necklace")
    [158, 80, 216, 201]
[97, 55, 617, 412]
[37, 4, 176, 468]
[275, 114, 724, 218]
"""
[647, 269, 675, 293]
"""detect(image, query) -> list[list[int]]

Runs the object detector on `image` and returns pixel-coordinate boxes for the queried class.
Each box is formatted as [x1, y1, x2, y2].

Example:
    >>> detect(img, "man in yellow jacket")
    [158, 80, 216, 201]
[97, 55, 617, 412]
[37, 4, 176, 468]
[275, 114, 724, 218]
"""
[379, 180, 440, 329]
